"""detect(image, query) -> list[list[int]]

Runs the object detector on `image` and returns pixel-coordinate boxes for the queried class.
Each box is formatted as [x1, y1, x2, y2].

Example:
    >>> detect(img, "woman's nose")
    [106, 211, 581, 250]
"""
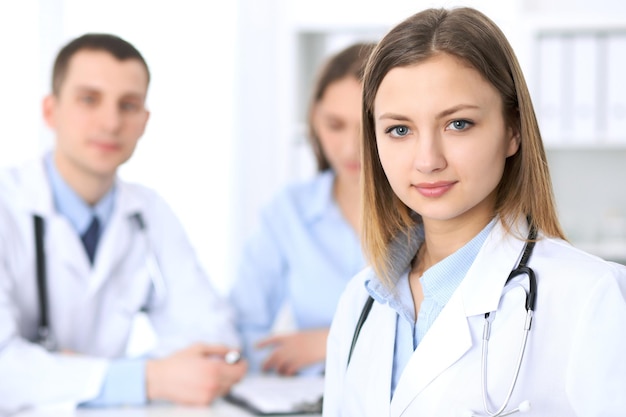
[413, 132, 446, 173]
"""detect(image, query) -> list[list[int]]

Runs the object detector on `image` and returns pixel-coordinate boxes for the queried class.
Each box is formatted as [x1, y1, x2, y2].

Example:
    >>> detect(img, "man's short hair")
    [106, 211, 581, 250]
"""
[51, 33, 150, 95]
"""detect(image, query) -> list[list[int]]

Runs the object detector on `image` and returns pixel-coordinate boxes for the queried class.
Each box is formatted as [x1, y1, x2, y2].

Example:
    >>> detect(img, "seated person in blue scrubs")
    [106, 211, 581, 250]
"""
[229, 42, 376, 375]
[0, 33, 246, 413]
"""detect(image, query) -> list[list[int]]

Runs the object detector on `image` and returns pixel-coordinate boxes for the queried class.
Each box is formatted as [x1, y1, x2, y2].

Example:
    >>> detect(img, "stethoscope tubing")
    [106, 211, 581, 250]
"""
[33, 212, 164, 351]
[131, 213, 167, 304]
[481, 309, 533, 416]
[33, 215, 56, 351]
[477, 223, 538, 416]
[347, 222, 539, 417]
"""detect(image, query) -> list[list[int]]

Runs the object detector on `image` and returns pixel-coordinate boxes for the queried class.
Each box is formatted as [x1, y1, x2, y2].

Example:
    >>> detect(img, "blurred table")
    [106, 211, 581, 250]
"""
[14, 398, 321, 417]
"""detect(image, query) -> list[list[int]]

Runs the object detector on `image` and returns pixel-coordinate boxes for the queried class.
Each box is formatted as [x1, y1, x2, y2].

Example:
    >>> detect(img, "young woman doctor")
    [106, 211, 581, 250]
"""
[323, 7, 626, 417]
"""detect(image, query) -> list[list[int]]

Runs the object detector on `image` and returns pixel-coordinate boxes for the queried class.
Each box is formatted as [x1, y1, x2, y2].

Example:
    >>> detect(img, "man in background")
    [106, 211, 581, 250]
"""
[0, 33, 246, 413]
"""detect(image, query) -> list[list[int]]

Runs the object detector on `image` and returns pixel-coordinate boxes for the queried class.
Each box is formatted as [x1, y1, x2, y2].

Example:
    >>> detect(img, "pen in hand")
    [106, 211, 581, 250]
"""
[225, 350, 242, 365]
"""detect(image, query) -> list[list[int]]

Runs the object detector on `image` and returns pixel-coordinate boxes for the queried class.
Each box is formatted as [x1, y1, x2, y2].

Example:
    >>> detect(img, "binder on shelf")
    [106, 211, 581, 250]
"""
[570, 34, 599, 145]
[606, 34, 626, 145]
[536, 35, 565, 146]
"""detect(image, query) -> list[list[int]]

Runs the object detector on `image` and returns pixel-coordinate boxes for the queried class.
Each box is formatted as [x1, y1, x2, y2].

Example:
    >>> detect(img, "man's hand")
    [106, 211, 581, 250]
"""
[146, 344, 247, 406]
[257, 329, 329, 376]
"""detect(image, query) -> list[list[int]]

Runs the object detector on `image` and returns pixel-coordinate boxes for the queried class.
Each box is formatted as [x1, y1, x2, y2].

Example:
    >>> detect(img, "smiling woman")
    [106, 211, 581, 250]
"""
[374, 54, 519, 230]
[323, 7, 626, 417]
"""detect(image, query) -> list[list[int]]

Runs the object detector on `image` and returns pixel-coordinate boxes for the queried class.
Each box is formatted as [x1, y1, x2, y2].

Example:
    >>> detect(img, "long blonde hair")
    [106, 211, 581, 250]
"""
[361, 7, 565, 281]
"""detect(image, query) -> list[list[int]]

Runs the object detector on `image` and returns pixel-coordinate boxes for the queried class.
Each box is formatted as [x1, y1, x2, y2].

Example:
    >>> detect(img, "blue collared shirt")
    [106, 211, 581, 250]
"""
[45, 154, 146, 406]
[230, 170, 365, 374]
[44, 153, 115, 237]
[366, 220, 495, 396]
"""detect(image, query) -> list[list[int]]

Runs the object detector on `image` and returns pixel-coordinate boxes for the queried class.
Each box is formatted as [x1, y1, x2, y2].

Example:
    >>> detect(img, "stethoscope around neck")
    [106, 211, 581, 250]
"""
[466, 223, 537, 417]
[32, 212, 166, 352]
[347, 223, 538, 417]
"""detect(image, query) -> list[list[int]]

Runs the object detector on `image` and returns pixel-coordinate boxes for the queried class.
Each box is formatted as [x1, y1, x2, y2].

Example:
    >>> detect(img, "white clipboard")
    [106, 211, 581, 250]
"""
[226, 375, 324, 415]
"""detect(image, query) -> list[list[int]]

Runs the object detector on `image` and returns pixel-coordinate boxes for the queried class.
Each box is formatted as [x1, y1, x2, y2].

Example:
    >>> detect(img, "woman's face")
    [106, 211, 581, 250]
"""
[373, 53, 519, 229]
[312, 76, 362, 184]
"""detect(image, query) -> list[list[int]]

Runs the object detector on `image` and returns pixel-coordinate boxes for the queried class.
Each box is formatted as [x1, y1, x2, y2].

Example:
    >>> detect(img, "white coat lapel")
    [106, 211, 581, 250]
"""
[347, 301, 397, 417]
[16, 158, 55, 217]
[17, 158, 148, 295]
[46, 216, 91, 277]
[87, 181, 143, 295]
[390, 220, 527, 415]
[390, 288, 472, 415]
[462, 219, 527, 317]
[19, 159, 90, 278]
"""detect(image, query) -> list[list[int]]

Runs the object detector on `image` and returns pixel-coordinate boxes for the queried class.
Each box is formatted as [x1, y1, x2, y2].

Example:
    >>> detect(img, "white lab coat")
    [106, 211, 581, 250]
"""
[0, 159, 239, 414]
[324, 219, 626, 417]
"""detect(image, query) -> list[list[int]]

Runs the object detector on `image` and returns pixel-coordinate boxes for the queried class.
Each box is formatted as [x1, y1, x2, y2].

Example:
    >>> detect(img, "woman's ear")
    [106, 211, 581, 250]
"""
[506, 126, 521, 157]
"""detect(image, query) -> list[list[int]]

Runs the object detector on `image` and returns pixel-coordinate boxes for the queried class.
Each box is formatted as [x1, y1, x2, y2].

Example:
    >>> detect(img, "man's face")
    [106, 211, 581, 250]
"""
[44, 49, 150, 183]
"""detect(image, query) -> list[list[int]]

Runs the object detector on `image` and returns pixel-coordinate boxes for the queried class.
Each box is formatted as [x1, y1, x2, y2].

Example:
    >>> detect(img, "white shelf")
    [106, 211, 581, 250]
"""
[525, 13, 626, 33]
[544, 142, 626, 151]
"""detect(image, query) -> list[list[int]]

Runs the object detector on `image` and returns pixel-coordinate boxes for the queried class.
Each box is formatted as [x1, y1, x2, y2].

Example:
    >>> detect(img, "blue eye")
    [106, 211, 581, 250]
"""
[385, 125, 410, 138]
[447, 120, 473, 131]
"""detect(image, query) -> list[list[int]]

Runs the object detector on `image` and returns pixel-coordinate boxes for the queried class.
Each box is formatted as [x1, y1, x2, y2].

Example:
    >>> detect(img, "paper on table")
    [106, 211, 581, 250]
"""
[12, 402, 76, 417]
[226, 375, 324, 415]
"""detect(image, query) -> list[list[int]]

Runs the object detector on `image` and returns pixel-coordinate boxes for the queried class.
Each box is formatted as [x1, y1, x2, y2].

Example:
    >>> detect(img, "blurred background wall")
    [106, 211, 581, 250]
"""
[0, 0, 625, 296]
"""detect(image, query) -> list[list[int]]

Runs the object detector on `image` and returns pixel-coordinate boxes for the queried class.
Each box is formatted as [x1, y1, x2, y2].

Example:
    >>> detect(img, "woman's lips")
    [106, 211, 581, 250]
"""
[414, 181, 456, 197]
